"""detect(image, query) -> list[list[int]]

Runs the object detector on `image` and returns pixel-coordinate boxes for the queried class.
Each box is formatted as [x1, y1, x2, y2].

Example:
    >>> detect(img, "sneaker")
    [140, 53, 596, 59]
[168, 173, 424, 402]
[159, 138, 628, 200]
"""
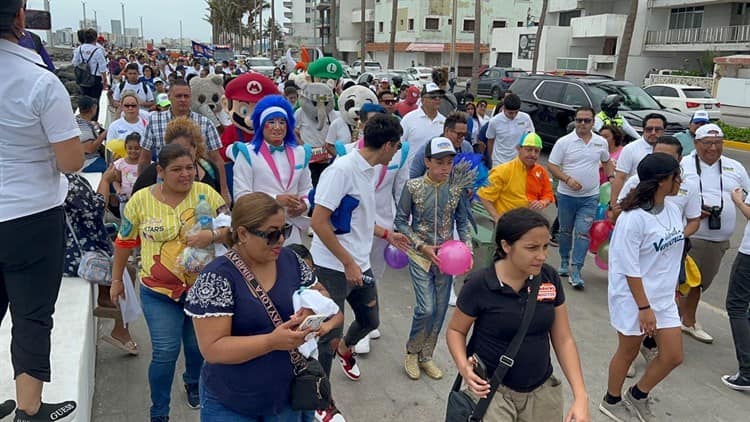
[336, 348, 361, 381]
[639, 344, 658, 364]
[550, 235, 559, 247]
[626, 388, 656, 422]
[626, 364, 636, 378]
[307, 227, 314, 237]
[150, 417, 169, 422]
[184, 383, 200, 409]
[558, 262, 569, 277]
[721, 372, 750, 391]
[569, 268, 585, 289]
[681, 322, 713, 343]
[419, 360, 443, 380]
[315, 406, 346, 422]
[599, 397, 639, 422]
[0, 400, 15, 419]
[404, 353, 420, 380]
[449, 287, 458, 307]
[368, 329, 381, 339]
[14, 401, 77, 422]
[353, 336, 370, 354]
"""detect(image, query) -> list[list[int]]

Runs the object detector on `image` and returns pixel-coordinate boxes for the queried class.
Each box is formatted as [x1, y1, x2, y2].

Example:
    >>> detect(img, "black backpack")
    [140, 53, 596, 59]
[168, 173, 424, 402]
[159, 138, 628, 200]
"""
[118, 80, 150, 97]
[75, 47, 99, 88]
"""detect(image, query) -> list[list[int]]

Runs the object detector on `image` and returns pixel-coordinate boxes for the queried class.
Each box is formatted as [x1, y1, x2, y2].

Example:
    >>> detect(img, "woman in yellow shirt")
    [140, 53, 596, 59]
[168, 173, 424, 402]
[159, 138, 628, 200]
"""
[110, 143, 228, 421]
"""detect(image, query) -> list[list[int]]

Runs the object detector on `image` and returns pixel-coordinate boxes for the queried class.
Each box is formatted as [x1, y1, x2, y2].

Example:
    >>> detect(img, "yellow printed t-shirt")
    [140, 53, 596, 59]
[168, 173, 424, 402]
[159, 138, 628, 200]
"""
[115, 182, 225, 300]
[478, 157, 554, 217]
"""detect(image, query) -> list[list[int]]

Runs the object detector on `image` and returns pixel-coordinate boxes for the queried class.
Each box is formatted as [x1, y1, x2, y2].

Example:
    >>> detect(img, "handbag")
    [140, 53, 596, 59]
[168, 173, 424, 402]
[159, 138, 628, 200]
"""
[65, 214, 112, 285]
[226, 249, 331, 411]
[445, 272, 542, 422]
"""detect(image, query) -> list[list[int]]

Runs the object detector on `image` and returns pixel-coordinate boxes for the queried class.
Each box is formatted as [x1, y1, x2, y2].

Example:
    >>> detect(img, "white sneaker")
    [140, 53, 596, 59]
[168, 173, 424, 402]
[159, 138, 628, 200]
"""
[626, 364, 636, 378]
[368, 329, 381, 339]
[681, 322, 713, 344]
[353, 336, 370, 354]
[449, 287, 458, 307]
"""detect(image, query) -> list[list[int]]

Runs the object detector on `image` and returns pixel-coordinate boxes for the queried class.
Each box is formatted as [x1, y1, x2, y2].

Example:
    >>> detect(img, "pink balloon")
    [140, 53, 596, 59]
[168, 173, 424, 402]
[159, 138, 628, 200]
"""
[437, 240, 473, 275]
[595, 255, 608, 271]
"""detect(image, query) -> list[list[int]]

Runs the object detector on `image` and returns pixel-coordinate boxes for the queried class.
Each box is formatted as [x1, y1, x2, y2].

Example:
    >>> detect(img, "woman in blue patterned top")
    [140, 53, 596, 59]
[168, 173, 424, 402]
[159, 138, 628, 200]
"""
[185, 192, 342, 421]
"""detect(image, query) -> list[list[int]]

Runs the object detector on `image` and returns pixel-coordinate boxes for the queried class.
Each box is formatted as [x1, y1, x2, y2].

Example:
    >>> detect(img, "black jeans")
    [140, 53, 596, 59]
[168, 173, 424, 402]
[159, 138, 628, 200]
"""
[727, 252, 750, 377]
[0, 207, 65, 382]
[316, 266, 379, 376]
[309, 162, 330, 188]
[80, 76, 104, 121]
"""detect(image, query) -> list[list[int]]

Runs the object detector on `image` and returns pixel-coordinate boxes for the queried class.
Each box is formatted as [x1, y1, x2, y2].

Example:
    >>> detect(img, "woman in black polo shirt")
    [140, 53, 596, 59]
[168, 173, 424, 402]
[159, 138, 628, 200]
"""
[447, 208, 590, 421]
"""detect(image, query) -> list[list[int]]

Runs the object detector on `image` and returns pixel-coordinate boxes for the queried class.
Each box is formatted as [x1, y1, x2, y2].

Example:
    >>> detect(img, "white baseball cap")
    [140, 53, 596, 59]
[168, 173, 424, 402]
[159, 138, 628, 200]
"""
[691, 110, 710, 123]
[422, 82, 445, 96]
[695, 123, 724, 140]
[425, 136, 457, 159]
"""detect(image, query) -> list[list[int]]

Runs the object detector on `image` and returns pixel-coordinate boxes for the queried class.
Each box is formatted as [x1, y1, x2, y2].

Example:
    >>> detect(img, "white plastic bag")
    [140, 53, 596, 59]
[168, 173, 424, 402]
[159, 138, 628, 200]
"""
[178, 222, 215, 274]
[119, 268, 142, 328]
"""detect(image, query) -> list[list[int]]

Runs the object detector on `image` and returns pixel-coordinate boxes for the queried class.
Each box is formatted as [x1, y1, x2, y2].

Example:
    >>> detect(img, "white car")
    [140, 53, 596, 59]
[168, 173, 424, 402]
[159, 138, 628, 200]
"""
[644, 84, 721, 120]
[406, 66, 433, 82]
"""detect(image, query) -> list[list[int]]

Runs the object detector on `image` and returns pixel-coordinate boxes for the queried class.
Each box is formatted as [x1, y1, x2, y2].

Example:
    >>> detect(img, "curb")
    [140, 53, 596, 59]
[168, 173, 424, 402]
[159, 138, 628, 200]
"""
[725, 140, 750, 151]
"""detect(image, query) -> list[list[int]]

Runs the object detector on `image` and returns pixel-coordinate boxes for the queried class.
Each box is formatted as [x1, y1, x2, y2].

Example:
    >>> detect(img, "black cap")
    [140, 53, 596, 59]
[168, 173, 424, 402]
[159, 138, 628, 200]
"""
[637, 152, 679, 182]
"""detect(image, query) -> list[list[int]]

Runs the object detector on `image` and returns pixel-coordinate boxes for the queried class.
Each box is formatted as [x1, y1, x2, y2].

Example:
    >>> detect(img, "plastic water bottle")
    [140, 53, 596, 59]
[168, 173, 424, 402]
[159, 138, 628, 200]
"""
[195, 194, 214, 231]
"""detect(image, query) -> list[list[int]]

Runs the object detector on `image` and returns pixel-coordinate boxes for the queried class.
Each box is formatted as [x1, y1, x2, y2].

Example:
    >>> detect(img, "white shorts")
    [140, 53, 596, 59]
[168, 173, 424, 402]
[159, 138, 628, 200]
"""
[609, 294, 681, 336]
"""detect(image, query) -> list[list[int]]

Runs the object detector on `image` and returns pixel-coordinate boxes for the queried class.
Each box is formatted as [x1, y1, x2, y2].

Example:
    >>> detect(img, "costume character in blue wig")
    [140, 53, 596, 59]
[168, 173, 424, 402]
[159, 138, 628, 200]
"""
[229, 95, 314, 244]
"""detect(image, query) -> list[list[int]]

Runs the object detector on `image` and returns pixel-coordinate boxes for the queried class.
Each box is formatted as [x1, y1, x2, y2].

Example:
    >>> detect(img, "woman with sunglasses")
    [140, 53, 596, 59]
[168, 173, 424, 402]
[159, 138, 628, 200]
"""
[185, 192, 343, 421]
[231, 95, 313, 245]
[110, 144, 228, 422]
[106, 91, 148, 146]
[600, 153, 684, 422]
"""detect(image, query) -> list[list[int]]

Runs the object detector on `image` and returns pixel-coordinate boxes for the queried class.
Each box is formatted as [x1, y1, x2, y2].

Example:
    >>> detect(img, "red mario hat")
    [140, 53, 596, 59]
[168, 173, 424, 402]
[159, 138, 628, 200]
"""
[224, 73, 278, 104]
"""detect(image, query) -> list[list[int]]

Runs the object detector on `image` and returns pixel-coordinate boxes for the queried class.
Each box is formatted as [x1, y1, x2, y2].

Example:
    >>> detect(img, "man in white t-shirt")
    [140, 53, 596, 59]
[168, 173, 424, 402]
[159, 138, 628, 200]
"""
[400, 82, 446, 168]
[548, 107, 612, 289]
[486, 93, 535, 167]
[310, 115, 409, 421]
[112, 63, 155, 109]
[679, 124, 750, 344]
[610, 113, 665, 209]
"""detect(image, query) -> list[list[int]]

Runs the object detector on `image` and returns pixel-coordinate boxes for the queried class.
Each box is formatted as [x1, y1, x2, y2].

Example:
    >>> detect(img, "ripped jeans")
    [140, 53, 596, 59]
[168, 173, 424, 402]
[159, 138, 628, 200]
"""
[556, 193, 598, 270]
[315, 266, 379, 376]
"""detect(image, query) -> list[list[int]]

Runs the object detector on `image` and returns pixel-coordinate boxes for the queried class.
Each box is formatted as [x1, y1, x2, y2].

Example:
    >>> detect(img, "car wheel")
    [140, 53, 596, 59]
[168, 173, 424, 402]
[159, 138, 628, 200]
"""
[491, 87, 501, 100]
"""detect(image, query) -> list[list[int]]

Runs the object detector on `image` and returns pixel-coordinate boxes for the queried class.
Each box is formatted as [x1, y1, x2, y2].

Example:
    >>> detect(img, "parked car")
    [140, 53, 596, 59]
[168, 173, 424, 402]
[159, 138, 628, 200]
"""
[406, 66, 433, 82]
[351, 60, 382, 76]
[339, 61, 355, 79]
[246, 56, 275, 77]
[356, 71, 422, 88]
[509, 75, 691, 146]
[477, 67, 526, 99]
[644, 84, 721, 120]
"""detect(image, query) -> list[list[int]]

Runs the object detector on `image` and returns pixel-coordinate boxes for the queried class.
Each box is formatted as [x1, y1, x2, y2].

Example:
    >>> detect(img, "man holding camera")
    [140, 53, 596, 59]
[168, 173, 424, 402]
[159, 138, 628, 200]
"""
[680, 124, 750, 343]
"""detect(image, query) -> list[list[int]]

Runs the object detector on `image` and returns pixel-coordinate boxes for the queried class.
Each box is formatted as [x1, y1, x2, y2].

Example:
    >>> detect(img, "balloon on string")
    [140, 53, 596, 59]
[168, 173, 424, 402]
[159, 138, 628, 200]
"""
[384, 244, 409, 269]
[589, 220, 614, 253]
[595, 204, 608, 220]
[597, 240, 610, 263]
[437, 240, 473, 275]
[595, 255, 608, 271]
[599, 182, 612, 206]
[106, 139, 126, 159]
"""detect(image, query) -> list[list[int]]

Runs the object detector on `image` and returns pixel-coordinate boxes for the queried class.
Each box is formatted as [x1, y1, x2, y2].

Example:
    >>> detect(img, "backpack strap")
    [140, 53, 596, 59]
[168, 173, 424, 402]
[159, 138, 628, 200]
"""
[232, 142, 252, 166]
[142, 81, 149, 95]
[398, 142, 410, 169]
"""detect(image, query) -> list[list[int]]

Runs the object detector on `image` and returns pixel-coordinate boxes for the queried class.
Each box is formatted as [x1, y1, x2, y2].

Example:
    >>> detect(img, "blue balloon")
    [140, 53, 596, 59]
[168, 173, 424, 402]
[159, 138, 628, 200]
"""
[596, 204, 608, 220]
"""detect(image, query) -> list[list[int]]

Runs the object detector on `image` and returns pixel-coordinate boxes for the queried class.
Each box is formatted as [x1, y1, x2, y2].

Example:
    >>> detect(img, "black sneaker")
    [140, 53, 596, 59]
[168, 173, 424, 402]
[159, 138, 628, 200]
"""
[722, 372, 750, 391]
[14, 401, 76, 422]
[0, 400, 16, 419]
[184, 383, 200, 409]
[550, 235, 559, 247]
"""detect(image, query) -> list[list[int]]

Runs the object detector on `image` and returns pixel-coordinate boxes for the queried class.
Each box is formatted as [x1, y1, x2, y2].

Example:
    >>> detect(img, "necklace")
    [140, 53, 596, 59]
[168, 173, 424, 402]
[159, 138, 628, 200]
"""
[650, 205, 672, 231]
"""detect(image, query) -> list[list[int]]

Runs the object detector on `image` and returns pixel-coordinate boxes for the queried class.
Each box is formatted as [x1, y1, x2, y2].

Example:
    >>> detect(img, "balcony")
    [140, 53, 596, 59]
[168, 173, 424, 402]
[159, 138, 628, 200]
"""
[549, 0, 581, 13]
[645, 24, 750, 51]
[570, 14, 626, 38]
[650, 0, 730, 8]
[351, 8, 375, 23]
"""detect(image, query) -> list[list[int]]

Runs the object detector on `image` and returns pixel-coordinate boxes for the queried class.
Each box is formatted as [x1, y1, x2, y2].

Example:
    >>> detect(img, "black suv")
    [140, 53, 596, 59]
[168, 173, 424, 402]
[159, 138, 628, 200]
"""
[508, 75, 690, 146]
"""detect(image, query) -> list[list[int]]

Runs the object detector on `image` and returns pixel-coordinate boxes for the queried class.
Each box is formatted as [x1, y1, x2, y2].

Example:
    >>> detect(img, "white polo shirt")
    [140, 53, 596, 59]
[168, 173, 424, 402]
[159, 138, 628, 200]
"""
[400, 107, 446, 164]
[0, 40, 81, 222]
[295, 108, 338, 148]
[681, 152, 750, 242]
[616, 137, 653, 177]
[618, 174, 702, 224]
[549, 131, 610, 198]
[486, 111, 535, 167]
[739, 195, 750, 255]
[325, 117, 352, 146]
[311, 150, 377, 272]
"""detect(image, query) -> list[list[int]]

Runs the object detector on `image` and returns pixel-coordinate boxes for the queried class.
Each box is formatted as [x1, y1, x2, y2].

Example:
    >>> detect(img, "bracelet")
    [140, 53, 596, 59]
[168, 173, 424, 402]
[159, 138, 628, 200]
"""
[638, 304, 651, 311]
[565, 176, 571, 184]
[111, 279, 123, 283]
[382, 229, 389, 240]
[211, 229, 217, 242]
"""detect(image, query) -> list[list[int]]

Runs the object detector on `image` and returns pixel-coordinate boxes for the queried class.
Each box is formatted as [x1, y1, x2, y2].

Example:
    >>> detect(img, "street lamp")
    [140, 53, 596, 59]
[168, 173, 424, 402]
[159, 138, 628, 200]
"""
[81, 1, 86, 29]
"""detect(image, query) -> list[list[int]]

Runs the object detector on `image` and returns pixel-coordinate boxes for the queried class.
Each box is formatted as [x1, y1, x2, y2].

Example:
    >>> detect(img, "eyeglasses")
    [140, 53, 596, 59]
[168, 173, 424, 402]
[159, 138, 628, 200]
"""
[452, 131, 468, 138]
[382, 100, 396, 105]
[575, 118, 593, 124]
[697, 139, 723, 147]
[644, 126, 665, 133]
[123, 103, 138, 108]
[248, 223, 293, 245]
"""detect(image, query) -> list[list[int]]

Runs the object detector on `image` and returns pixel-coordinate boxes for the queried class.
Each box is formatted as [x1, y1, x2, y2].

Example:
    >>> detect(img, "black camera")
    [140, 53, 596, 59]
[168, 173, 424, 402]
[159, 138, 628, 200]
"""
[703, 205, 722, 230]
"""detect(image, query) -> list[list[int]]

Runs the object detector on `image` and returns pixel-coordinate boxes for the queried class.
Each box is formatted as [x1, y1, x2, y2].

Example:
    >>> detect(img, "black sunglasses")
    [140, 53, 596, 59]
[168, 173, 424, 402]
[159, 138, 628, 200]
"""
[248, 223, 293, 245]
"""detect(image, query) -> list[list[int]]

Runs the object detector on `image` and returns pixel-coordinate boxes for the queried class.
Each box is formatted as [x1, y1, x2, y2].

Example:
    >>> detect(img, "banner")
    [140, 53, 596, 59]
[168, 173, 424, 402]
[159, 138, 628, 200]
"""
[192, 41, 215, 59]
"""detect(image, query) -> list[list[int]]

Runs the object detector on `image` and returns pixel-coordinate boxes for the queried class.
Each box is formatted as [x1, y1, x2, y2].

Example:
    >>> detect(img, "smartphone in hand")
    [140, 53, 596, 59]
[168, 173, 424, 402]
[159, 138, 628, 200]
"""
[472, 353, 488, 380]
[298, 314, 327, 331]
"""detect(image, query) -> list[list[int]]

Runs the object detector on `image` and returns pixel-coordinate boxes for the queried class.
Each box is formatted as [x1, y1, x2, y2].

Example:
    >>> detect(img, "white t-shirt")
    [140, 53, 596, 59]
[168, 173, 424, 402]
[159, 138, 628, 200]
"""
[106, 116, 149, 141]
[616, 137, 653, 176]
[618, 174, 702, 223]
[326, 117, 353, 145]
[294, 108, 338, 148]
[486, 111, 535, 167]
[608, 203, 684, 332]
[400, 107, 446, 165]
[739, 195, 750, 255]
[681, 152, 750, 242]
[310, 150, 376, 272]
[113, 80, 155, 105]
[0, 40, 81, 222]
[548, 131, 610, 198]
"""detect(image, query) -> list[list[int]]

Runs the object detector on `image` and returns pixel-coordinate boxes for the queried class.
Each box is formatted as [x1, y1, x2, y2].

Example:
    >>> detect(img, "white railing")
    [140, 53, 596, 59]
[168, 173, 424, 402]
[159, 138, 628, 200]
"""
[646, 24, 750, 45]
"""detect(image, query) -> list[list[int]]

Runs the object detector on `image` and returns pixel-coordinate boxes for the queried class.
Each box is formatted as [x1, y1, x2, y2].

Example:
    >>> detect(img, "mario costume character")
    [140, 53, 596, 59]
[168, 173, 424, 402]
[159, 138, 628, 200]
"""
[219, 72, 278, 196]
[229, 95, 314, 245]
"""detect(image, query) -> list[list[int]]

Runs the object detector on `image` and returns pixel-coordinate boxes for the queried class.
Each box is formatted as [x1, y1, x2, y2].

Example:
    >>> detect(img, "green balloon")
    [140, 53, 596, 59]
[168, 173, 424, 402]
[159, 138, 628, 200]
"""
[597, 241, 610, 263]
[599, 182, 612, 206]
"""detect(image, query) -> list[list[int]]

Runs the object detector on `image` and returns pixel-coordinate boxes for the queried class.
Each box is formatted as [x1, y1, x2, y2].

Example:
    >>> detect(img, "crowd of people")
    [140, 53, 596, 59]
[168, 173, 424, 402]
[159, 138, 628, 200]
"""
[1, 1, 749, 420]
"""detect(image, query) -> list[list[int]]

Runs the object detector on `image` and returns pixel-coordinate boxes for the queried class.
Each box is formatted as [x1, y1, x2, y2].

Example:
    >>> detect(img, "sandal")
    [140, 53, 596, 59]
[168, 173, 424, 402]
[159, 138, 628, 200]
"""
[93, 306, 120, 319]
[101, 335, 139, 356]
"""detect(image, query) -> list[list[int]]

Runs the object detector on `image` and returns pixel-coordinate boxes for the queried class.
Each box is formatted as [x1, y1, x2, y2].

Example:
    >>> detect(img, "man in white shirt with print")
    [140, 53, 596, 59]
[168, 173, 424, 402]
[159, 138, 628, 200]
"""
[486, 93, 534, 167]
[400, 82, 446, 168]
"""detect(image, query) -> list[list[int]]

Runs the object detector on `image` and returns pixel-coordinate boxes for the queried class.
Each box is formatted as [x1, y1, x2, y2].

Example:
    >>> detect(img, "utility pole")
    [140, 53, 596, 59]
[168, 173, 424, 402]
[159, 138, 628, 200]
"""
[449, 0, 457, 72]
[359, 0, 365, 75]
[471, 0, 480, 95]
[93, 10, 97, 31]
[44, 0, 52, 45]
[139, 16, 144, 48]
[179, 19, 184, 53]
[81, 1, 86, 29]
[121, 2, 126, 47]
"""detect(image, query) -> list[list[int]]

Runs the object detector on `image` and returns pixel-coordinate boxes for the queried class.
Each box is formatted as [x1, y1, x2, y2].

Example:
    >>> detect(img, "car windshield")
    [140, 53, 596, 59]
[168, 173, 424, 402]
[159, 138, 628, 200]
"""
[589, 83, 662, 111]
[248, 58, 273, 67]
[683, 88, 711, 99]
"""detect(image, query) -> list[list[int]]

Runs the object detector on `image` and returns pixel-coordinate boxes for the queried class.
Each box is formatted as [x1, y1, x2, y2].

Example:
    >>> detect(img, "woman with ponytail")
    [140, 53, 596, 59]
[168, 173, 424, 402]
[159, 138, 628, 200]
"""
[600, 153, 685, 421]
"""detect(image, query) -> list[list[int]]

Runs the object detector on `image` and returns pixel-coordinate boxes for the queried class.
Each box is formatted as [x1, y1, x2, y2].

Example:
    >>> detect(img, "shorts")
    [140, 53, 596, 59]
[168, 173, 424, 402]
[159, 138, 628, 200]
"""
[688, 238, 730, 291]
[467, 376, 562, 422]
[609, 296, 681, 336]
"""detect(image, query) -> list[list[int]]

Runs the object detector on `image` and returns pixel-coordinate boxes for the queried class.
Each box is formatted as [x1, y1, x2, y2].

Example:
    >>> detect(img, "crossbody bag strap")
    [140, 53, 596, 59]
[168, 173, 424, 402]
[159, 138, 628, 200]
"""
[64, 212, 84, 256]
[469, 274, 543, 422]
[225, 249, 308, 373]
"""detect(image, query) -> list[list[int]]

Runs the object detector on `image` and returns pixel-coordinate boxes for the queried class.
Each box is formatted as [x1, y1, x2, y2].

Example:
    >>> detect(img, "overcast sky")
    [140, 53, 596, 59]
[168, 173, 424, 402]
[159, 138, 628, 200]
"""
[31, 0, 287, 43]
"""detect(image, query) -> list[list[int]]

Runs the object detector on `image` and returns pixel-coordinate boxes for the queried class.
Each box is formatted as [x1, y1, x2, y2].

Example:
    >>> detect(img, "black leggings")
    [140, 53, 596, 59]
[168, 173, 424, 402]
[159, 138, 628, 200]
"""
[0, 207, 65, 382]
[81, 76, 104, 121]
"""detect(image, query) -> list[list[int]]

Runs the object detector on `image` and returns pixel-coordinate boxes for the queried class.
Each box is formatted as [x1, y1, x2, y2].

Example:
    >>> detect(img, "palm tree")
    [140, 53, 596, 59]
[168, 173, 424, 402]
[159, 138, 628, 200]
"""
[531, 0, 547, 73]
[330, 0, 338, 57]
[615, 0, 638, 79]
[387, 0, 398, 69]
[471, 0, 481, 95]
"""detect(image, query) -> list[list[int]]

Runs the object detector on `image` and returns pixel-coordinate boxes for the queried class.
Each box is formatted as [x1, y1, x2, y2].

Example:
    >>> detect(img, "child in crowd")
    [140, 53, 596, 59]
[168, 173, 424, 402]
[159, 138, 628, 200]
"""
[113, 132, 141, 215]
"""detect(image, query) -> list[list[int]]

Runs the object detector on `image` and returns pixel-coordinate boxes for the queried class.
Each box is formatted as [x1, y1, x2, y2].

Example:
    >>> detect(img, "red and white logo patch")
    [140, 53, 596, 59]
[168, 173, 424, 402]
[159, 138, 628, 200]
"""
[537, 282, 557, 301]
[247, 80, 263, 96]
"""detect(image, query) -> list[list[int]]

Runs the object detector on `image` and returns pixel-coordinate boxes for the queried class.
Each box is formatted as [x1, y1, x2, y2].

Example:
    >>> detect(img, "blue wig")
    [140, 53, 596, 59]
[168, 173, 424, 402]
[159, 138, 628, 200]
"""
[250, 95, 297, 153]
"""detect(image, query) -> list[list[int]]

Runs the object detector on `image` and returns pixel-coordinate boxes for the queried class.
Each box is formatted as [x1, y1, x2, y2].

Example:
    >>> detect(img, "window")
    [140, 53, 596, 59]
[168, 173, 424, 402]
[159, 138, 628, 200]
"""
[669, 6, 703, 30]
[559, 10, 581, 27]
[536, 81, 566, 103]
[517, 21, 524, 27]
[644, 86, 663, 97]
[408, 18, 414, 30]
[400, 19, 404, 26]
[379, 22, 384, 32]
[425, 17, 439, 30]
[448, 18, 452, 25]
[305, 17, 311, 23]
[463, 19, 475, 32]
[305, 7, 311, 13]
[683, 88, 711, 99]
[661, 87, 679, 97]
[492, 20, 507, 29]
[562, 85, 589, 106]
